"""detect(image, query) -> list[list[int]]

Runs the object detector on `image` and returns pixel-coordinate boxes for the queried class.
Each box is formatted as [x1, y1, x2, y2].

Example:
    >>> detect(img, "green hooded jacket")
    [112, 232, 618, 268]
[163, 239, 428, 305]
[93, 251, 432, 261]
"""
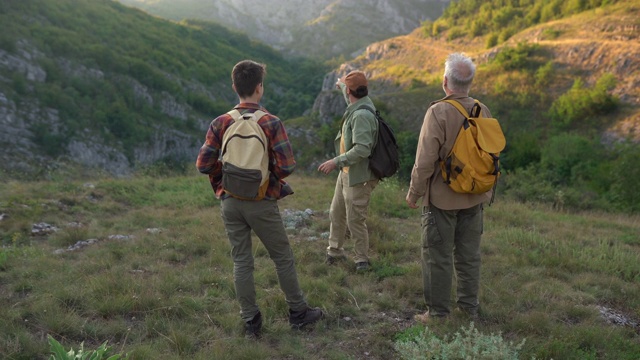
[332, 96, 379, 186]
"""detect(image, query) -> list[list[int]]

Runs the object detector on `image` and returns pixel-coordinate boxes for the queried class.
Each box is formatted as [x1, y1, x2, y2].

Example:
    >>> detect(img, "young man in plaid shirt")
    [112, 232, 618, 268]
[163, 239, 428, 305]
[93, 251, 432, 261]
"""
[196, 60, 322, 338]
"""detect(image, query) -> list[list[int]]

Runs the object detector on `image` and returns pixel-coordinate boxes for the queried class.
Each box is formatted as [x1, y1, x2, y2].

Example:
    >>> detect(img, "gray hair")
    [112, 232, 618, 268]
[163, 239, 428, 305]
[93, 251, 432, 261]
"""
[444, 53, 476, 93]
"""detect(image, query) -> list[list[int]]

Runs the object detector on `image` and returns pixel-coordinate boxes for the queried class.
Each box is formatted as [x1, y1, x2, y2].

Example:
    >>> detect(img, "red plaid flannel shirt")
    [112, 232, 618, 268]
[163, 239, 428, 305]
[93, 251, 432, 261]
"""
[196, 103, 295, 200]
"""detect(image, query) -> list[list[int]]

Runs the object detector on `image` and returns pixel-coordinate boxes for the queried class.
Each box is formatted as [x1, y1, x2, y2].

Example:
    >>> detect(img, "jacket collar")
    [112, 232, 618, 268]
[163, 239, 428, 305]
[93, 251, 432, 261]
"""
[430, 93, 472, 107]
[345, 96, 373, 114]
[234, 102, 262, 111]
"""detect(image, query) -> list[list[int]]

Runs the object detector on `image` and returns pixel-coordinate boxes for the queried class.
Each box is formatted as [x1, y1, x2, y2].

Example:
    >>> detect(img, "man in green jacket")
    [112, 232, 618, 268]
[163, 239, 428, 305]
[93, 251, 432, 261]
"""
[318, 70, 379, 272]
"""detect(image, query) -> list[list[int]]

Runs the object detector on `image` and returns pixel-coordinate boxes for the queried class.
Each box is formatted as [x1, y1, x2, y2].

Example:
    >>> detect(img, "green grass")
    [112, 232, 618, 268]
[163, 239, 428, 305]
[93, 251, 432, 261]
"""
[1, 172, 639, 359]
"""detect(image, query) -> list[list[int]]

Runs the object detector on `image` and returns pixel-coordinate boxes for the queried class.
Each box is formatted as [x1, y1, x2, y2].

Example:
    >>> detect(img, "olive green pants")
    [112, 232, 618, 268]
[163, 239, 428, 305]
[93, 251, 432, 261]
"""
[221, 197, 307, 322]
[327, 171, 378, 263]
[421, 203, 483, 316]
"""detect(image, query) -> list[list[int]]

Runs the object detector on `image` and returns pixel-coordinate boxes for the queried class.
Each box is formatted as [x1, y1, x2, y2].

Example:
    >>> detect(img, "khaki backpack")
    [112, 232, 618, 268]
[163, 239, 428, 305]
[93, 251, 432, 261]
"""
[440, 99, 506, 199]
[220, 109, 270, 200]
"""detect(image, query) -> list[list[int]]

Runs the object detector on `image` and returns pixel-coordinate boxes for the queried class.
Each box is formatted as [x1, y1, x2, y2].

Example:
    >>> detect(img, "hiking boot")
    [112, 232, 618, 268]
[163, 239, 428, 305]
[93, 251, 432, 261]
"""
[356, 261, 370, 272]
[456, 306, 479, 319]
[326, 254, 338, 265]
[244, 311, 262, 339]
[289, 307, 323, 329]
[326, 254, 346, 265]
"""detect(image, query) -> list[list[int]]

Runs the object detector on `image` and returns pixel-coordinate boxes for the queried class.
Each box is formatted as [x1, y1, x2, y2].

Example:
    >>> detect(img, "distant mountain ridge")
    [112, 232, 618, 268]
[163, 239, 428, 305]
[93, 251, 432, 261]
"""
[116, 0, 451, 59]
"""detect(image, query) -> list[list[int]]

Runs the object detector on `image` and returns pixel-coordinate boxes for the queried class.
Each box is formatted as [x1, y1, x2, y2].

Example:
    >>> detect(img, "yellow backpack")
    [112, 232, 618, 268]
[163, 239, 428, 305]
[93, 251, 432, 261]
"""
[440, 99, 506, 198]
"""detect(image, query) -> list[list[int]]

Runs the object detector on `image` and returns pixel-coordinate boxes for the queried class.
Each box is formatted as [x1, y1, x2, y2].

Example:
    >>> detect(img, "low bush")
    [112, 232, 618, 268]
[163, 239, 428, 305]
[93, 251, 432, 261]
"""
[394, 322, 526, 360]
[48, 335, 128, 360]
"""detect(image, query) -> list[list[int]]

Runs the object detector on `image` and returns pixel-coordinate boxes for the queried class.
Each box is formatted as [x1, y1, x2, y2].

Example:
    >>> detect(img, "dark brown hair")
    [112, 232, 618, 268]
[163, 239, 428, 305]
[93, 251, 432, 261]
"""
[232, 60, 266, 98]
[352, 86, 368, 98]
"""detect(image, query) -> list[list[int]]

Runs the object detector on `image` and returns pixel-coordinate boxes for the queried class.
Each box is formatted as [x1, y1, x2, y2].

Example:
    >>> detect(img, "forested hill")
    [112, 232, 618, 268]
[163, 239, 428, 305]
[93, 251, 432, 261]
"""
[0, 0, 326, 177]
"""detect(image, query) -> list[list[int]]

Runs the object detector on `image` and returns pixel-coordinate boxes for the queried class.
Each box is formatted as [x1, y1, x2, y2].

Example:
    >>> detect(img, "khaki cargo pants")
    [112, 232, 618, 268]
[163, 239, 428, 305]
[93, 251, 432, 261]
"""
[327, 171, 378, 263]
[421, 203, 483, 316]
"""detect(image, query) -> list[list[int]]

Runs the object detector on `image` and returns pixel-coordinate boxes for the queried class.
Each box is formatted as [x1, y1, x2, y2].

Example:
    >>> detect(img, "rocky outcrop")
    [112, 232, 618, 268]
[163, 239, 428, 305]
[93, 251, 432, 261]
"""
[0, 41, 47, 83]
[0, 41, 206, 177]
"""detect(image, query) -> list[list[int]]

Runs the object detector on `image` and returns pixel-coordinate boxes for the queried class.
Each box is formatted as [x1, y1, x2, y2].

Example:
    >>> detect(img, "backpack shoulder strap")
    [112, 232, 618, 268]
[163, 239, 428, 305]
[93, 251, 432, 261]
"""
[442, 99, 470, 118]
[355, 104, 376, 116]
[346, 105, 378, 132]
[227, 109, 242, 121]
[354, 105, 380, 125]
[251, 110, 268, 121]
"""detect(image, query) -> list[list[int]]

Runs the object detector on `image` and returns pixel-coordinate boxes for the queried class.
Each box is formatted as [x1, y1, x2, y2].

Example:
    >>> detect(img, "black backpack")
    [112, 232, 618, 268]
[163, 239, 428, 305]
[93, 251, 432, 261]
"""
[357, 105, 400, 179]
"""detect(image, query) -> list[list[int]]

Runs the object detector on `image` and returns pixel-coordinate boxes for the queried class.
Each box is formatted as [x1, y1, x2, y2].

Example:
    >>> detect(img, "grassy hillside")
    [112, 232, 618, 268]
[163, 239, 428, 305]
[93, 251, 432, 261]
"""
[322, 0, 640, 213]
[425, 0, 620, 46]
[0, 172, 639, 359]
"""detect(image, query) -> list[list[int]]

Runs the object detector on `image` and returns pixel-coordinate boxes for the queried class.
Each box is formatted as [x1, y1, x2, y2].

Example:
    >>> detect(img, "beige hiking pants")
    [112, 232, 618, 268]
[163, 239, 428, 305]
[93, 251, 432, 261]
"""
[327, 171, 378, 263]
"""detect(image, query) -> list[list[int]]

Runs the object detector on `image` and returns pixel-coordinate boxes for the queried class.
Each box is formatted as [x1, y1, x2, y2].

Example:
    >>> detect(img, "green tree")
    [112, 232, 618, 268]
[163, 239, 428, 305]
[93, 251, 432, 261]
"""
[502, 132, 541, 171]
[540, 133, 598, 186]
[610, 144, 640, 212]
[548, 74, 618, 130]
[396, 131, 418, 181]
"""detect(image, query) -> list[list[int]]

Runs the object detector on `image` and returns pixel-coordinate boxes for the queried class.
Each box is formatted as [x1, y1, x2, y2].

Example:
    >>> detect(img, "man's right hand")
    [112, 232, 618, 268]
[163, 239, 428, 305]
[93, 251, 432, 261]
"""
[318, 159, 337, 175]
[406, 193, 419, 209]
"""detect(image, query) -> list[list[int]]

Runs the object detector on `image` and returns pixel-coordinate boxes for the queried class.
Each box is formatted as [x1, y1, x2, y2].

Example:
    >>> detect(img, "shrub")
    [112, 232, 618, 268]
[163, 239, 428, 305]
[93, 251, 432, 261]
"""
[48, 335, 128, 360]
[502, 164, 557, 205]
[447, 27, 466, 41]
[486, 32, 499, 48]
[502, 131, 541, 171]
[540, 133, 598, 185]
[0, 249, 8, 270]
[29, 124, 69, 158]
[395, 131, 418, 181]
[609, 143, 640, 213]
[493, 42, 540, 71]
[548, 74, 618, 129]
[534, 61, 555, 88]
[186, 92, 229, 116]
[420, 20, 434, 38]
[394, 323, 526, 360]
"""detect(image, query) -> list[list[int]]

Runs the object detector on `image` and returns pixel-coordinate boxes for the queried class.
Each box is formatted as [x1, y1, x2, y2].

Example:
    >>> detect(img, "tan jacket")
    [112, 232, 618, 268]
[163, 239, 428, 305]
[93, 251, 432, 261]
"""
[408, 93, 492, 210]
